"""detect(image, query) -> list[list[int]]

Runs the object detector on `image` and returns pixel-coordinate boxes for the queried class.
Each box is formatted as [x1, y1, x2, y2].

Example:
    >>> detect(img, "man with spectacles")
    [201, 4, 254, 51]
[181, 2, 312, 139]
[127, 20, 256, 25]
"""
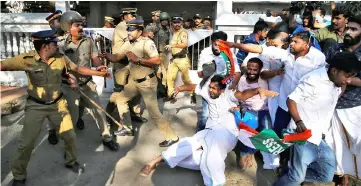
[165, 15, 196, 104]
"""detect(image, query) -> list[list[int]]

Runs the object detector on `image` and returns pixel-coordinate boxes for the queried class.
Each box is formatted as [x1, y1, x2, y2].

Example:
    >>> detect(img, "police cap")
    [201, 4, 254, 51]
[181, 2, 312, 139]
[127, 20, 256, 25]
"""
[172, 15, 184, 23]
[121, 8, 137, 17]
[126, 19, 144, 32]
[204, 15, 213, 21]
[193, 14, 202, 19]
[46, 10, 62, 23]
[31, 30, 59, 42]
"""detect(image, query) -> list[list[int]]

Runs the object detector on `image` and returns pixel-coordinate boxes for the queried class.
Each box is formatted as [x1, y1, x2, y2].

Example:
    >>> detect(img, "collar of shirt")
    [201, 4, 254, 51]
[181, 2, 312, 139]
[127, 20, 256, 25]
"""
[32, 51, 56, 64]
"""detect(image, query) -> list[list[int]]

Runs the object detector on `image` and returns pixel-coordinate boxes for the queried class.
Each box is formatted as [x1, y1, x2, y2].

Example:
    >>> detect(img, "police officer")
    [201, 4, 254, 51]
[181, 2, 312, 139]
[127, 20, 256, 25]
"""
[202, 15, 213, 30]
[0, 30, 110, 186]
[45, 10, 65, 145]
[165, 15, 196, 104]
[104, 8, 145, 127]
[103, 16, 115, 28]
[145, 11, 171, 92]
[59, 11, 119, 151]
[193, 13, 204, 30]
[108, 19, 179, 147]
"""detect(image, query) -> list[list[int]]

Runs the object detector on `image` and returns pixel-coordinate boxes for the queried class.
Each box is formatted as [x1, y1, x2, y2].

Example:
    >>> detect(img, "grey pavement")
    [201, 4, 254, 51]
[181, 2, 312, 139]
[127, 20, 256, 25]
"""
[1, 92, 275, 186]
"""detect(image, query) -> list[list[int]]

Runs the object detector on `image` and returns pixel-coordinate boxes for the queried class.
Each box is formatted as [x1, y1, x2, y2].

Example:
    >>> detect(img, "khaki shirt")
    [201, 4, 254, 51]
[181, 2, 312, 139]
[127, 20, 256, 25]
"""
[60, 35, 98, 83]
[170, 28, 188, 55]
[117, 36, 159, 79]
[316, 26, 346, 44]
[112, 21, 128, 52]
[1, 50, 77, 102]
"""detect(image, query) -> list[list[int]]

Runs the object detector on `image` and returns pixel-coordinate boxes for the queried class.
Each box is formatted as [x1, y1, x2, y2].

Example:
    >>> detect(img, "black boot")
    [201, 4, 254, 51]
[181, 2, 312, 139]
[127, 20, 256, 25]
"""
[65, 162, 85, 174]
[12, 179, 25, 186]
[76, 118, 84, 130]
[102, 135, 119, 151]
[47, 129, 58, 145]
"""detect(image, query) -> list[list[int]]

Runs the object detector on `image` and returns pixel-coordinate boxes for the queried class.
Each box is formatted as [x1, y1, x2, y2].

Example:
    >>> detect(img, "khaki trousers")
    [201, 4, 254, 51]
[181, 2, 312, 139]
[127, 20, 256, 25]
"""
[167, 56, 194, 96]
[12, 98, 77, 180]
[110, 76, 177, 140]
[62, 81, 110, 137]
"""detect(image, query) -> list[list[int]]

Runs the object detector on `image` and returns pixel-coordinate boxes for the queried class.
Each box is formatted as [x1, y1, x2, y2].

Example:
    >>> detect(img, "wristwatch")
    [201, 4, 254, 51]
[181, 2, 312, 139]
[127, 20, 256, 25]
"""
[137, 57, 142, 65]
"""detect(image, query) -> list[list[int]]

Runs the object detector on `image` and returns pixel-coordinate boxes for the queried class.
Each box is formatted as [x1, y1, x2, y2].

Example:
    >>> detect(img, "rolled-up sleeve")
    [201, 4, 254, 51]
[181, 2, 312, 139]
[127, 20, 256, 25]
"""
[261, 46, 288, 62]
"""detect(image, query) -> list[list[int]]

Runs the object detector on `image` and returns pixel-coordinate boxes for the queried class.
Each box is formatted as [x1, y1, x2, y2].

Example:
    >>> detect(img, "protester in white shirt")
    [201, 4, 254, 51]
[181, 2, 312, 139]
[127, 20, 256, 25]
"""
[139, 75, 278, 186]
[274, 52, 361, 186]
[196, 31, 241, 132]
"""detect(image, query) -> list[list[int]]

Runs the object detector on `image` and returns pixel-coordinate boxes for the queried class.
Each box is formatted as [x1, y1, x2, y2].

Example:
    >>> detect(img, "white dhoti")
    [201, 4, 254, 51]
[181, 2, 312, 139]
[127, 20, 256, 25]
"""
[161, 127, 238, 186]
[268, 97, 278, 126]
[325, 106, 361, 179]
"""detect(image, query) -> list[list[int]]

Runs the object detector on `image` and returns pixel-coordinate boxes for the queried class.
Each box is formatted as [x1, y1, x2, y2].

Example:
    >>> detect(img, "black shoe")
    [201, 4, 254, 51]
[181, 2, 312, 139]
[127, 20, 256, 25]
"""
[102, 136, 119, 151]
[65, 162, 85, 174]
[191, 94, 197, 104]
[48, 129, 58, 145]
[131, 115, 148, 123]
[159, 137, 179, 147]
[12, 179, 25, 186]
[76, 118, 85, 130]
[114, 128, 134, 136]
[163, 93, 177, 103]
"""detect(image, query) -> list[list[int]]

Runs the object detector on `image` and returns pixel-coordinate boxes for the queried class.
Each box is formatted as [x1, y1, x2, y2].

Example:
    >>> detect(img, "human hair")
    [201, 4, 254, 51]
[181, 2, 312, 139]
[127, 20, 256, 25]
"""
[332, 5, 350, 18]
[320, 8, 326, 17]
[210, 75, 227, 90]
[266, 29, 278, 40]
[33, 40, 50, 51]
[274, 21, 290, 34]
[247, 57, 263, 69]
[329, 52, 361, 74]
[293, 31, 311, 43]
[302, 11, 314, 28]
[211, 31, 227, 41]
[253, 20, 268, 34]
[348, 15, 361, 26]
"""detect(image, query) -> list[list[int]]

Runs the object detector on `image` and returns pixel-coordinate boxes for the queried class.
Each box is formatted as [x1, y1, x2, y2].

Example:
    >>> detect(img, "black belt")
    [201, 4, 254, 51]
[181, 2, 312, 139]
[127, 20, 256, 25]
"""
[135, 73, 155, 83]
[172, 54, 187, 59]
[62, 78, 91, 87]
[28, 93, 63, 105]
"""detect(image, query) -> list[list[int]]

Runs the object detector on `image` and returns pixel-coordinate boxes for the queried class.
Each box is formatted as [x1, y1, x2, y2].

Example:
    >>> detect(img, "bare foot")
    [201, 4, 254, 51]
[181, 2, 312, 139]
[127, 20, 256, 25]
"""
[139, 163, 157, 177]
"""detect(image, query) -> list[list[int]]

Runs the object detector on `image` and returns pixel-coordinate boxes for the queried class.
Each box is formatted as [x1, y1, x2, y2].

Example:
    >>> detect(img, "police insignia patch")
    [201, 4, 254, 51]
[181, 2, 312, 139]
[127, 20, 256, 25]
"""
[149, 43, 156, 51]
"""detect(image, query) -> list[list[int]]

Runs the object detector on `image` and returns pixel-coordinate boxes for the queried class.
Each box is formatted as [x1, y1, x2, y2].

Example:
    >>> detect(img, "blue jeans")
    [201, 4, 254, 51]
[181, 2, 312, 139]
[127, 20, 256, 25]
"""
[240, 110, 272, 156]
[273, 140, 336, 186]
[196, 98, 208, 132]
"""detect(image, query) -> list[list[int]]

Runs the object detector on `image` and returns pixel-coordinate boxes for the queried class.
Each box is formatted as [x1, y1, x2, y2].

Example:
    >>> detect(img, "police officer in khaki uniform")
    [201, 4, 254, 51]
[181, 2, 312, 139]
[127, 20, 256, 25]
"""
[108, 19, 179, 147]
[145, 11, 171, 91]
[59, 11, 119, 151]
[165, 15, 196, 104]
[105, 8, 145, 126]
[45, 10, 65, 145]
[0, 30, 111, 186]
[193, 14, 204, 30]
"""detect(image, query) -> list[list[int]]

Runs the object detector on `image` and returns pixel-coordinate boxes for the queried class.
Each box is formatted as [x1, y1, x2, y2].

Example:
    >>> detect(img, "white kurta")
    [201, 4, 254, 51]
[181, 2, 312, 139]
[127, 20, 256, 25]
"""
[161, 79, 239, 186]
[326, 106, 361, 178]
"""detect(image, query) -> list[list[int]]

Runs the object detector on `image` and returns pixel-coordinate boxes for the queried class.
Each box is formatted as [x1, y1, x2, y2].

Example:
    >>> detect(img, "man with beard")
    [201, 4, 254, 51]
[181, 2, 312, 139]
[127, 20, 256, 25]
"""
[324, 15, 361, 185]
[165, 15, 196, 104]
[316, 5, 350, 51]
[196, 31, 241, 132]
[192, 14, 204, 30]
[237, 57, 273, 170]
[273, 52, 361, 186]
[1, 30, 112, 186]
[108, 19, 179, 147]
[59, 11, 119, 151]
[139, 75, 278, 186]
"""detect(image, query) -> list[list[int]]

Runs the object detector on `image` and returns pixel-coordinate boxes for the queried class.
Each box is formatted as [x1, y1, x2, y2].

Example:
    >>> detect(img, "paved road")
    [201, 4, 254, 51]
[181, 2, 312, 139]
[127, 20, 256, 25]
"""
[1, 92, 260, 186]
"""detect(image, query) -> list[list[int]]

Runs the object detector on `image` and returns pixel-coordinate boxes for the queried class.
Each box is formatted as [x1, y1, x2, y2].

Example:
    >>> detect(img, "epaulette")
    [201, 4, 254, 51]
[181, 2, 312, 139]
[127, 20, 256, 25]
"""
[23, 55, 34, 59]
